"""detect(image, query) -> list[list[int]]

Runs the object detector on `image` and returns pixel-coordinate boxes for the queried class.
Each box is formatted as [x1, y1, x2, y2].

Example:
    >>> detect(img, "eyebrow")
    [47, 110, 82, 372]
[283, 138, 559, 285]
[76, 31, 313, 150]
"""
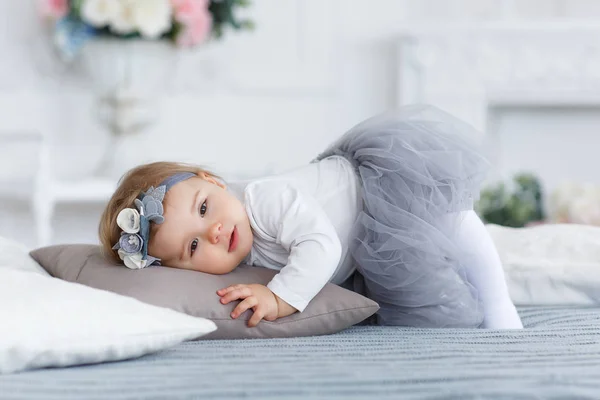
[191, 189, 201, 214]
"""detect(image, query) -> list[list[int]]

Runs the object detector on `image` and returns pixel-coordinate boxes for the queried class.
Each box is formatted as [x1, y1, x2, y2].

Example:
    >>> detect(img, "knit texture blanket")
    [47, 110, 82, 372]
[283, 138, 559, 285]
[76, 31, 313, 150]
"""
[2, 306, 598, 399]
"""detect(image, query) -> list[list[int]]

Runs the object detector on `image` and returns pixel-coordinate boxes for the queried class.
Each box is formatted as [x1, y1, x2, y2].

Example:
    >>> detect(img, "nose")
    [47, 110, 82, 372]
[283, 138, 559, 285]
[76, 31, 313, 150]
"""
[206, 222, 223, 244]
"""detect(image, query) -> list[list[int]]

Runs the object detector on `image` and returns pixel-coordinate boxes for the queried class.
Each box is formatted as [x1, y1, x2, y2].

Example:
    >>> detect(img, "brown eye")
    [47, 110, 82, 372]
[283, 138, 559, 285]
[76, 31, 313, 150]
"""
[191, 238, 199, 255]
[199, 200, 207, 217]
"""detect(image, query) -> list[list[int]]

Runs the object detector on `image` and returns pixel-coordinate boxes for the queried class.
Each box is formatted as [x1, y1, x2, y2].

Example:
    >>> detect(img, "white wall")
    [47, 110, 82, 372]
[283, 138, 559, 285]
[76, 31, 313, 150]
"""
[1, 0, 600, 248]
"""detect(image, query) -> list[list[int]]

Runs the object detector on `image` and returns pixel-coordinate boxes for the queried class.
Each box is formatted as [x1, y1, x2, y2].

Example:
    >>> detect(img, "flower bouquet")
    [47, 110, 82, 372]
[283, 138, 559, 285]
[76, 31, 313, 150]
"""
[40, 0, 253, 60]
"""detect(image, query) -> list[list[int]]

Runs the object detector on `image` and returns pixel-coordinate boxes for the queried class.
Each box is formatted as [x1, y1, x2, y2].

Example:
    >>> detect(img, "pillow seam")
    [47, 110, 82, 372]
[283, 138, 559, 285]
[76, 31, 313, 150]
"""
[75, 249, 94, 281]
[51, 246, 68, 278]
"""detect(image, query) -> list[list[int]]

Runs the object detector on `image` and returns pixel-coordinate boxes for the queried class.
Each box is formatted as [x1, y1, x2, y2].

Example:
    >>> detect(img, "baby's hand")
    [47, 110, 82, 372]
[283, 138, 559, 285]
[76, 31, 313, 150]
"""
[217, 284, 279, 327]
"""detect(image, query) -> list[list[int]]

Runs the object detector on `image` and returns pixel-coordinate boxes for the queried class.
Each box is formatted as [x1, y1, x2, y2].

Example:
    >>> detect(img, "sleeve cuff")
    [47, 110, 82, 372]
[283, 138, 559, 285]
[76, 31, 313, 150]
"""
[267, 280, 310, 312]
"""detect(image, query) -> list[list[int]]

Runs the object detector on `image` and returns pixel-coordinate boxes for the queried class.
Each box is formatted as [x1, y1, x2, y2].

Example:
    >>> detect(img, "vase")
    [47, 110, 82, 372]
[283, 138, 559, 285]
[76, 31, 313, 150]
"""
[79, 38, 177, 174]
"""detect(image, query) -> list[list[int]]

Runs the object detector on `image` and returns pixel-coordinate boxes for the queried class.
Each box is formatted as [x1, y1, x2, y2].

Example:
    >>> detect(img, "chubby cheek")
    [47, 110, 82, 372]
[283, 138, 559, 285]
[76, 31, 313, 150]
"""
[193, 249, 232, 274]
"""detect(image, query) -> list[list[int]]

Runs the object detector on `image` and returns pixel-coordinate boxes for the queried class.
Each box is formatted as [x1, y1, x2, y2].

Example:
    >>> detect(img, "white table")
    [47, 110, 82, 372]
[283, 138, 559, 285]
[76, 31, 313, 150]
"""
[0, 131, 115, 247]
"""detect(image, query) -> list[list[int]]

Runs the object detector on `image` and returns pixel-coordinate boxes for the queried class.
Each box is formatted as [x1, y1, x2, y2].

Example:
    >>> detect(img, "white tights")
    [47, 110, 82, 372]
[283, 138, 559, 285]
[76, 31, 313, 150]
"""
[454, 210, 523, 329]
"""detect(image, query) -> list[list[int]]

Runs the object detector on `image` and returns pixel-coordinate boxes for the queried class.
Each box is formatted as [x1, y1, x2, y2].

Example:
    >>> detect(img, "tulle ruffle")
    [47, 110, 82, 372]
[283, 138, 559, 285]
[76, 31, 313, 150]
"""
[315, 105, 489, 327]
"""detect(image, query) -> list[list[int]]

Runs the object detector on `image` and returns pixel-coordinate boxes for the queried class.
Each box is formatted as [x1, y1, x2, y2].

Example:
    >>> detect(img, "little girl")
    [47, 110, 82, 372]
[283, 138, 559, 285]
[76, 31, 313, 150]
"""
[99, 105, 523, 330]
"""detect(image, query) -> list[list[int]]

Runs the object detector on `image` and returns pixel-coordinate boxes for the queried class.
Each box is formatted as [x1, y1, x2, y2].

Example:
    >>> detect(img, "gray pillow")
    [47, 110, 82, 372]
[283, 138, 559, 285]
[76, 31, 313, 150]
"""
[30, 244, 379, 339]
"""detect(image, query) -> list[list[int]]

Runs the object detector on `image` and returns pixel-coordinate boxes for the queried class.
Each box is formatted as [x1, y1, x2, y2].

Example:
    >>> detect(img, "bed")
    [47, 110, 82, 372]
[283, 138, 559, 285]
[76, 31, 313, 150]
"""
[2, 306, 599, 399]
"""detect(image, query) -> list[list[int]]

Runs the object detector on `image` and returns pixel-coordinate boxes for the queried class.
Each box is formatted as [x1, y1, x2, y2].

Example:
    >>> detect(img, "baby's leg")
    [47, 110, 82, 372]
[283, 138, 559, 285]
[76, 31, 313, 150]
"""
[453, 210, 523, 329]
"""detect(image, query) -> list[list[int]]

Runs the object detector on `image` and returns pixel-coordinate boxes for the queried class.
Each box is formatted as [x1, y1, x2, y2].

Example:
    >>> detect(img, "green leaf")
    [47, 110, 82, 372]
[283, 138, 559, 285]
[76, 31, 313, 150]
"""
[70, 0, 84, 15]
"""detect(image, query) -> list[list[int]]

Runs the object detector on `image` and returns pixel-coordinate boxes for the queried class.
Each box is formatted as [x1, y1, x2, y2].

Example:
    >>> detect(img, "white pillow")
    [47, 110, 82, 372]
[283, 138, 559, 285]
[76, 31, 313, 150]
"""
[0, 269, 216, 374]
[487, 223, 600, 306]
[0, 236, 49, 275]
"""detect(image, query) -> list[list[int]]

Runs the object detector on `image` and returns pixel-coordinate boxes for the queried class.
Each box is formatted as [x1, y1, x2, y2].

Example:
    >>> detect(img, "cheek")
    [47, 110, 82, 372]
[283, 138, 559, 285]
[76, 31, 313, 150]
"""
[192, 247, 228, 273]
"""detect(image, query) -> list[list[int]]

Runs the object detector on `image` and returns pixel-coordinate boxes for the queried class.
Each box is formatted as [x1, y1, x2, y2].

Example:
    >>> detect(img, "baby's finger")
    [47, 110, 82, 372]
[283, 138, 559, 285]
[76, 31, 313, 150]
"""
[248, 308, 265, 327]
[231, 296, 258, 319]
[220, 287, 252, 305]
[217, 284, 245, 296]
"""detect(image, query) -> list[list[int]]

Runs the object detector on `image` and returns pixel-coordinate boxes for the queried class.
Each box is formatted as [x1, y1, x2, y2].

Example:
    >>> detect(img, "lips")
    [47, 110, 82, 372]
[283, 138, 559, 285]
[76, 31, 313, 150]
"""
[228, 226, 238, 252]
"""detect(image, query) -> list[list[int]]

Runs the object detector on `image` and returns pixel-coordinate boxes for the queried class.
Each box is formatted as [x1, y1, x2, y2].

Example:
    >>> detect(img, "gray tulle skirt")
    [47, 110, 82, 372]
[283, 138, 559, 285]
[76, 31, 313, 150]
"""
[314, 105, 490, 328]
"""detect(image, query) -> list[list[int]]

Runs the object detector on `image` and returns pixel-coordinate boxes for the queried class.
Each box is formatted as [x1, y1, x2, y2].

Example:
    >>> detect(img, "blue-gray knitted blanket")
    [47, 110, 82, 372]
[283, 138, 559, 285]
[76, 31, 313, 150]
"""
[2, 306, 599, 399]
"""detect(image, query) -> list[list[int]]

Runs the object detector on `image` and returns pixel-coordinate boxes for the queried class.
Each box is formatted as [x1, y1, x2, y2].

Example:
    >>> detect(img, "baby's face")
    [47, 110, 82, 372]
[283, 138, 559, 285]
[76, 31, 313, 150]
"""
[149, 174, 253, 274]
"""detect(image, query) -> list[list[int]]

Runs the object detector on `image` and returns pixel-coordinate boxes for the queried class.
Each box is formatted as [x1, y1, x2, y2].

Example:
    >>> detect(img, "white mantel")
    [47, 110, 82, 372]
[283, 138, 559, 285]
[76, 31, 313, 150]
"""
[397, 21, 600, 129]
[396, 20, 600, 192]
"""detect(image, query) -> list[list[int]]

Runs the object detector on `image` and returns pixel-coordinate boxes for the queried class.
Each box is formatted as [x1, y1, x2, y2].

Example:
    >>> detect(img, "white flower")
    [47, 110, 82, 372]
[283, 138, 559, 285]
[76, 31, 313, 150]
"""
[124, 254, 147, 269]
[109, 0, 136, 34]
[130, 0, 173, 38]
[117, 248, 127, 260]
[83, 0, 173, 38]
[118, 249, 147, 270]
[548, 182, 584, 222]
[116, 208, 141, 233]
[568, 186, 600, 226]
[81, 0, 121, 28]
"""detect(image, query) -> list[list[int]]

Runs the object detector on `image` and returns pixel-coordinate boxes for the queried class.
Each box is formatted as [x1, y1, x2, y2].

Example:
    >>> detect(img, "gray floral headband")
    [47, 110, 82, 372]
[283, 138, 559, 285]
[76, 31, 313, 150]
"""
[112, 172, 196, 269]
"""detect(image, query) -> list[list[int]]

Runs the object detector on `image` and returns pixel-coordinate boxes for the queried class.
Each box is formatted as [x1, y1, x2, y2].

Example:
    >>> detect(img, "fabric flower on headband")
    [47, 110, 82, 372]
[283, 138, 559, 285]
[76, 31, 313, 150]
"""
[111, 171, 196, 269]
[112, 185, 167, 269]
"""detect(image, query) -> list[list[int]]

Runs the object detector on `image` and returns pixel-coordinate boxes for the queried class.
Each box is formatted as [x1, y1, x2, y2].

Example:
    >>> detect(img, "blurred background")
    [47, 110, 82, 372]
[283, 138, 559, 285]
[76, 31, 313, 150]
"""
[1, 0, 600, 248]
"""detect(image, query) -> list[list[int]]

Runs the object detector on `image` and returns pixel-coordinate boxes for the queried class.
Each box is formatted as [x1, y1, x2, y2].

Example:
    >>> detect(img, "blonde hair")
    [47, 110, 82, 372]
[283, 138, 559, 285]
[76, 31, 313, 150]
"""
[99, 161, 219, 264]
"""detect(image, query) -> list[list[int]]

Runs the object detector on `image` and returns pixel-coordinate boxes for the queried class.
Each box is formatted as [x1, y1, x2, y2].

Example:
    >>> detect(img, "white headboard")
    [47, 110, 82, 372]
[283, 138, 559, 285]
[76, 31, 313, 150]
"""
[396, 21, 600, 189]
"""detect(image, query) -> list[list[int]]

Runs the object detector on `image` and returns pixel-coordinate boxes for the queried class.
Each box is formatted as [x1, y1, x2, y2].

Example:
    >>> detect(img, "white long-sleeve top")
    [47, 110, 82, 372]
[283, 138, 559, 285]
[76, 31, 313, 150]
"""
[227, 156, 362, 312]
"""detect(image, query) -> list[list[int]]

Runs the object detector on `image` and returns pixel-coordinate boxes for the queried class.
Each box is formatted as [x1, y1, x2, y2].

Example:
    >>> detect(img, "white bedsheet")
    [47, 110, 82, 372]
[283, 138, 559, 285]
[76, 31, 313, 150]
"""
[487, 223, 600, 305]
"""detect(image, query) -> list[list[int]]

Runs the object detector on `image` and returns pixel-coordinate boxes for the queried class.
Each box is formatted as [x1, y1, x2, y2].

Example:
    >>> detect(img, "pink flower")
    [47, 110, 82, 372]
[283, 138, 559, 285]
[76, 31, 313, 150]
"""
[40, 0, 69, 19]
[171, 0, 212, 47]
[172, 0, 206, 23]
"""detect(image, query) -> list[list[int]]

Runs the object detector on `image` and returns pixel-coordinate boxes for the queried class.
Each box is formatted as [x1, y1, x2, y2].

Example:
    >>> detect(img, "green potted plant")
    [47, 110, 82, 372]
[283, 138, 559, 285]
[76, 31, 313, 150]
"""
[476, 173, 545, 227]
